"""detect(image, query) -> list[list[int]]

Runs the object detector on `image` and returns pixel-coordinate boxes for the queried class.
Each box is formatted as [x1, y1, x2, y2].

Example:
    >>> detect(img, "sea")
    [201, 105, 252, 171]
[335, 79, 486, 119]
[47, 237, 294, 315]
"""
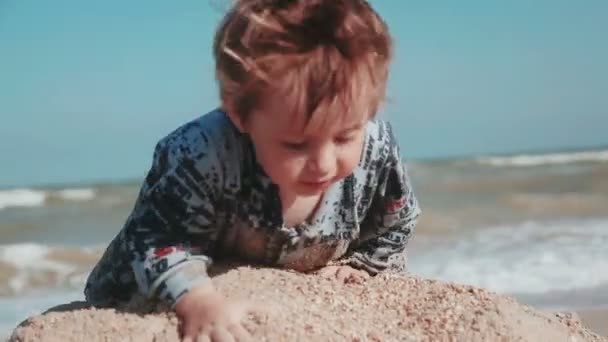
[1, 148, 608, 339]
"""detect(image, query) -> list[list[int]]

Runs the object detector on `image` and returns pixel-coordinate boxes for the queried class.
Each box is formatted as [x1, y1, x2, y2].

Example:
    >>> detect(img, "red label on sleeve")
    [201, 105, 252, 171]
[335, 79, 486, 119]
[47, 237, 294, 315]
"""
[385, 197, 406, 214]
[153, 247, 175, 258]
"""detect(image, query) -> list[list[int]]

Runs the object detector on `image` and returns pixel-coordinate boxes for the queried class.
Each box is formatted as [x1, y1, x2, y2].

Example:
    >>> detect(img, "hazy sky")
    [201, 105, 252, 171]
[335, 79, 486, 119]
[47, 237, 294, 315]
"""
[1, 0, 607, 187]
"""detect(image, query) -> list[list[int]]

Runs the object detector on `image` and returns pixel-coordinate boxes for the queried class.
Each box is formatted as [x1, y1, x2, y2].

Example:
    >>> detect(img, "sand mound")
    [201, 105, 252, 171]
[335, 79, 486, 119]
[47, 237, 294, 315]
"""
[9, 267, 605, 342]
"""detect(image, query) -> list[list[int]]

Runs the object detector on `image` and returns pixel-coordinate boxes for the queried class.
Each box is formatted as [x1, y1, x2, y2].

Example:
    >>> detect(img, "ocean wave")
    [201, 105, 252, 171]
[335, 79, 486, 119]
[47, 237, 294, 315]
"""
[2, 218, 607, 300]
[0, 187, 97, 210]
[55, 188, 96, 201]
[503, 192, 608, 216]
[409, 218, 608, 295]
[476, 149, 608, 167]
[0, 243, 101, 296]
[0, 189, 46, 210]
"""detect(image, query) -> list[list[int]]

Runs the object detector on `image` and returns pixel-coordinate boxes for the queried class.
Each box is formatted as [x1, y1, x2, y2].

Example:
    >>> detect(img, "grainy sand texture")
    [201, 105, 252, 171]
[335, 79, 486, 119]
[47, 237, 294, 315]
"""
[9, 267, 607, 342]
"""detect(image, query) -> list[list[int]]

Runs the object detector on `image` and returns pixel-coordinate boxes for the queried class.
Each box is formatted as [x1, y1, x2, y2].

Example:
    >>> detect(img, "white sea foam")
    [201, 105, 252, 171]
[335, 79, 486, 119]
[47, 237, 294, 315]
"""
[0, 243, 78, 294]
[0, 187, 98, 210]
[0, 243, 99, 298]
[0, 189, 46, 210]
[409, 218, 608, 295]
[476, 149, 608, 167]
[55, 188, 96, 201]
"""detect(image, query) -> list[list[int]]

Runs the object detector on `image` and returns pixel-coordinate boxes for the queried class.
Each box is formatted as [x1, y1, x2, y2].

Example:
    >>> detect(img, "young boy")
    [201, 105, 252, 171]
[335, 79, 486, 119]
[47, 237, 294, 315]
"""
[85, 0, 420, 340]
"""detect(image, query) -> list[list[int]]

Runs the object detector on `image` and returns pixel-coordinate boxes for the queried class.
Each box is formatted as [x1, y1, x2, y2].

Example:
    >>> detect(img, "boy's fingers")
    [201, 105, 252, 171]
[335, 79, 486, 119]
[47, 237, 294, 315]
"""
[196, 334, 211, 342]
[181, 319, 204, 342]
[210, 326, 235, 342]
[227, 323, 252, 342]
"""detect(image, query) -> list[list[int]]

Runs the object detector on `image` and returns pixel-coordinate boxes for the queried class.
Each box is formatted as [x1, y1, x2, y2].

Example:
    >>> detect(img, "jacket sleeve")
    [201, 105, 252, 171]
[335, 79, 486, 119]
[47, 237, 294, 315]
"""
[123, 130, 224, 307]
[346, 123, 421, 275]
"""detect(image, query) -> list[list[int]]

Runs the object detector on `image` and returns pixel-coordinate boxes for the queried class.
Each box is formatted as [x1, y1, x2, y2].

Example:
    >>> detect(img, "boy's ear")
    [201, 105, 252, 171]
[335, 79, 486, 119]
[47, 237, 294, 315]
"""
[223, 104, 247, 133]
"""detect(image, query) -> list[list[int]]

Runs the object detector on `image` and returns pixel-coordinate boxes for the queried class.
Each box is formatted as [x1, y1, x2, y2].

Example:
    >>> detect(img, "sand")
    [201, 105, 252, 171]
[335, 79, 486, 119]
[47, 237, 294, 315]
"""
[579, 309, 608, 337]
[8, 266, 607, 342]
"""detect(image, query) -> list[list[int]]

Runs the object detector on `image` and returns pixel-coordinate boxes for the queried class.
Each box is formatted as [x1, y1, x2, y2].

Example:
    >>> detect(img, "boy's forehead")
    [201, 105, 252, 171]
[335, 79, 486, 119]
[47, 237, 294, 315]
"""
[257, 94, 367, 136]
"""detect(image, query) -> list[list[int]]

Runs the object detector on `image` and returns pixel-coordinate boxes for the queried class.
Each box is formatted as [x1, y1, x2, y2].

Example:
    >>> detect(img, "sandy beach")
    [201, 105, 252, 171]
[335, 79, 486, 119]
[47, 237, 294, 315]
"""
[8, 266, 606, 342]
[579, 309, 608, 337]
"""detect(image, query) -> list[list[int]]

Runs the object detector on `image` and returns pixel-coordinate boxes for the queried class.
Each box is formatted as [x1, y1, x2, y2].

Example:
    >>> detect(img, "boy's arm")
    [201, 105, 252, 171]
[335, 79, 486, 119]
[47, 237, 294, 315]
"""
[346, 123, 421, 275]
[124, 133, 223, 307]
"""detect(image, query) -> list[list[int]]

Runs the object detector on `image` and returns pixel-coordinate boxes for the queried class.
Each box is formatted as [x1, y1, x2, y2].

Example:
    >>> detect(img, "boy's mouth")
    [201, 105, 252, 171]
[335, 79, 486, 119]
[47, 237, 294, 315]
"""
[300, 179, 332, 189]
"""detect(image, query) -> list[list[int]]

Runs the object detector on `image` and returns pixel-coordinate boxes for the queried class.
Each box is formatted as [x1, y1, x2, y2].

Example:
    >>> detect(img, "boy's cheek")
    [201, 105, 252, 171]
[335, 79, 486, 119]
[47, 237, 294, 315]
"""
[261, 151, 305, 175]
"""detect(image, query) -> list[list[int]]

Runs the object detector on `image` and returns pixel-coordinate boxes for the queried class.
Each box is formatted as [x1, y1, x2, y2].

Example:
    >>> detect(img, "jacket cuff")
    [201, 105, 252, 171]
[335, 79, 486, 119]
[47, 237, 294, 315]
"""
[149, 256, 211, 305]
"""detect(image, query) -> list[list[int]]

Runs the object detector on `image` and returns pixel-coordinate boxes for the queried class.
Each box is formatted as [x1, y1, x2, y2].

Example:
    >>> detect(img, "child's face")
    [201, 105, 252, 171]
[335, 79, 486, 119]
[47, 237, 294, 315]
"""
[233, 96, 367, 197]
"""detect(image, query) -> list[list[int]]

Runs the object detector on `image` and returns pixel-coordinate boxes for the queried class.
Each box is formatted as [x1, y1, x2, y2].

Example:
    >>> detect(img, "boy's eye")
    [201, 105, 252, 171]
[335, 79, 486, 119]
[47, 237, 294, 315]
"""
[335, 135, 356, 144]
[282, 141, 308, 151]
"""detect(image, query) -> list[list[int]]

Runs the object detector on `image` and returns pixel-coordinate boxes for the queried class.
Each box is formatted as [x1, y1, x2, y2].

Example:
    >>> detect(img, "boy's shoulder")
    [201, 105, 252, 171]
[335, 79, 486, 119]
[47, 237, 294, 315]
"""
[161, 108, 238, 143]
[366, 118, 392, 140]
[361, 118, 401, 165]
[364, 118, 398, 147]
[156, 108, 243, 159]
[149, 109, 247, 180]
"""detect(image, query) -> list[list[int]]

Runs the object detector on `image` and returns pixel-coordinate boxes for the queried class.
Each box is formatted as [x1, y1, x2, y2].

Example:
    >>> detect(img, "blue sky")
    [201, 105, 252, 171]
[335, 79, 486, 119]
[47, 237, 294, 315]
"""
[0, 0, 607, 187]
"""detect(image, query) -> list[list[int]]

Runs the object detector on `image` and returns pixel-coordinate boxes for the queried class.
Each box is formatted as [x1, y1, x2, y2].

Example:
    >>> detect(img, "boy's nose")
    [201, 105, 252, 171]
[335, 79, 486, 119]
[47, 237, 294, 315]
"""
[306, 145, 335, 178]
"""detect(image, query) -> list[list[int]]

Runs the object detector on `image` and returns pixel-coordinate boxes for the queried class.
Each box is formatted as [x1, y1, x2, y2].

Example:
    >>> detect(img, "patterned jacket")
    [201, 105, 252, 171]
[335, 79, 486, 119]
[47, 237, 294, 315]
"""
[84, 109, 420, 307]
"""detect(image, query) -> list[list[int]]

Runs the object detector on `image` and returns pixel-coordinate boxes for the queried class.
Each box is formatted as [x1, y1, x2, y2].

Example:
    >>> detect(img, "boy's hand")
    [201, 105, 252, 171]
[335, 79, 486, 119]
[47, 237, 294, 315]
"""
[316, 265, 370, 284]
[174, 282, 253, 342]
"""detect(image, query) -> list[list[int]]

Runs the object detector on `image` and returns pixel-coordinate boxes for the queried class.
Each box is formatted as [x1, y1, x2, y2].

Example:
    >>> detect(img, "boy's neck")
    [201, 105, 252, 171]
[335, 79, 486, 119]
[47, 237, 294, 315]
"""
[279, 190, 324, 227]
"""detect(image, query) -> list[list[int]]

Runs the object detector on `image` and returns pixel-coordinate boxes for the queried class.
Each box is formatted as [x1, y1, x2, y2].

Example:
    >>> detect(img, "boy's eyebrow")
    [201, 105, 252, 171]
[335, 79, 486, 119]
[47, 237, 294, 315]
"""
[340, 122, 364, 134]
